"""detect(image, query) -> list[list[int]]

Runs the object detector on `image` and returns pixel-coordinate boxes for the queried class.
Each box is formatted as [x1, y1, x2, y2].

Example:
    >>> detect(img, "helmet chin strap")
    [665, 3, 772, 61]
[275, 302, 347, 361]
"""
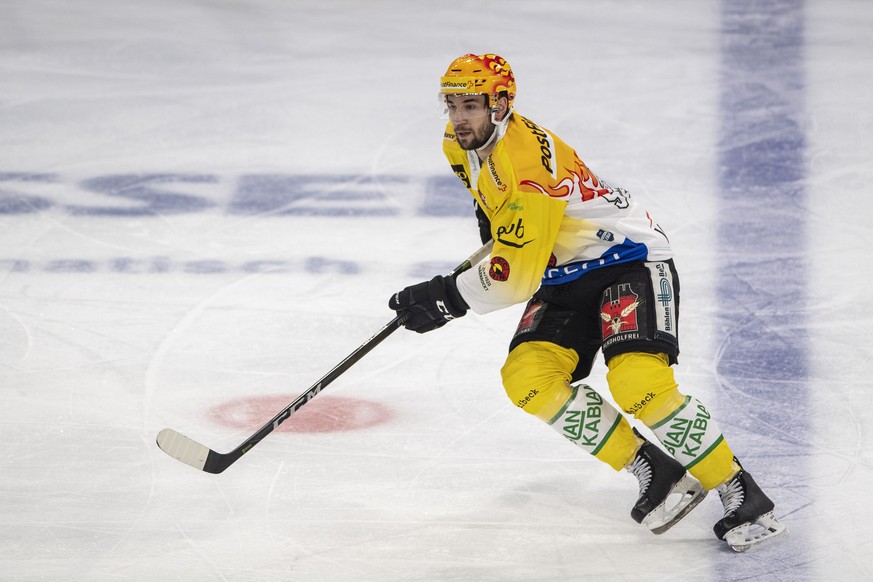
[475, 106, 513, 157]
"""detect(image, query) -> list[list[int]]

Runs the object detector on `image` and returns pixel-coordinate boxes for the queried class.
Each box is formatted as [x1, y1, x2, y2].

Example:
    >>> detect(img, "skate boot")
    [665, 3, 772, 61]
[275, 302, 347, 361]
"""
[714, 462, 788, 552]
[626, 431, 707, 534]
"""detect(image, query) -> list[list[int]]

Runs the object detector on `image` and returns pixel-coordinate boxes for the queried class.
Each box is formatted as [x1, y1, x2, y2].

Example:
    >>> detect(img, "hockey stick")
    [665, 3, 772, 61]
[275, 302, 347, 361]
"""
[156, 240, 493, 474]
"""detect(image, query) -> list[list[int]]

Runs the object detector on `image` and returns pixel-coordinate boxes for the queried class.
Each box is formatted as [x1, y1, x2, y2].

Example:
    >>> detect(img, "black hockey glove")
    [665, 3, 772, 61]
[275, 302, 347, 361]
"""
[388, 275, 469, 334]
[474, 203, 492, 245]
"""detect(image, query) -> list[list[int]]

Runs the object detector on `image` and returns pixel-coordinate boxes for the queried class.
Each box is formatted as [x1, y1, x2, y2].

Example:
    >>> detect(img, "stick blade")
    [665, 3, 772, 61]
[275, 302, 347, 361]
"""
[156, 428, 214, 472]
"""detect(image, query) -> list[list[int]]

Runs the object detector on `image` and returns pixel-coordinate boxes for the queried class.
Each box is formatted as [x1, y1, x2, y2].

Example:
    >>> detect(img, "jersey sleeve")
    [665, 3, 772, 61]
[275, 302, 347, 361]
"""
[456, 190, 566, 314]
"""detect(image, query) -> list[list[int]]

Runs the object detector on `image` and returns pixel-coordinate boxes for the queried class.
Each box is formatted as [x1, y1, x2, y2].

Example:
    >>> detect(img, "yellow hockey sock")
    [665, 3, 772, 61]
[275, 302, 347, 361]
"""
[501, 341, 641, 470]
[607, 351, 739, 489]
[649, 397, 739, 489]
[500, 341, 579, 422]
[547, 383, 642, 471]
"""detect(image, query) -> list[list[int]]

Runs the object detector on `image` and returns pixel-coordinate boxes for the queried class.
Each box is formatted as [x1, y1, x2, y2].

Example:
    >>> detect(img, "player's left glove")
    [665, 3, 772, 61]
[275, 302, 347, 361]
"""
[388, 275, 469, 333]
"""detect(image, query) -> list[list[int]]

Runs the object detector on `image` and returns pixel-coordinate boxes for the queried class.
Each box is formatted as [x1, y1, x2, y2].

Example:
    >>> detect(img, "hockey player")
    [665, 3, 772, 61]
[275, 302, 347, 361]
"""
[388, 53, 787, 552]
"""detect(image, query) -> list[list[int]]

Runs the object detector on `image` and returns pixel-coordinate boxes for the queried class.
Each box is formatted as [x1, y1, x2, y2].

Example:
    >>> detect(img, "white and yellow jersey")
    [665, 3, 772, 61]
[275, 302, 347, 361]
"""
[445, 112, 672, 314]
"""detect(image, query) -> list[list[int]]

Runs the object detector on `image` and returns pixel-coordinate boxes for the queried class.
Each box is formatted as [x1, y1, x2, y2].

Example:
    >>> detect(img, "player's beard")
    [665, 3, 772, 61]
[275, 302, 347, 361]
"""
[455, 119, 497, 151]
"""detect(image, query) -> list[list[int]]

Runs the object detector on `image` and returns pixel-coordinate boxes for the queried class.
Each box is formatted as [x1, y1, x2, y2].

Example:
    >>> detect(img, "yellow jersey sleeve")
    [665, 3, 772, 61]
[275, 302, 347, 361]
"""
[456, 190, 565, 313]
[451, 115, 569, 314]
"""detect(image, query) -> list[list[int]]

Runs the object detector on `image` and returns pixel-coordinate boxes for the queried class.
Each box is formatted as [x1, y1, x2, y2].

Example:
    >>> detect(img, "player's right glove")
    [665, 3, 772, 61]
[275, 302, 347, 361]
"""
[388, 275, 469, 334]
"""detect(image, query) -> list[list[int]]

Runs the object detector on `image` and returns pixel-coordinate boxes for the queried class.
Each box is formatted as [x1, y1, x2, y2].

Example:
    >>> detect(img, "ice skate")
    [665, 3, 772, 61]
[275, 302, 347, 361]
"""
[714, 465, 788, 552]
[626, 434, 707, 534]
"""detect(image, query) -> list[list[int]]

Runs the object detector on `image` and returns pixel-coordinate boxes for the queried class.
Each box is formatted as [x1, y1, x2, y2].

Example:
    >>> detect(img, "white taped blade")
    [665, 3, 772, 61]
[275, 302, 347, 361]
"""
[156, 428, 210, 471]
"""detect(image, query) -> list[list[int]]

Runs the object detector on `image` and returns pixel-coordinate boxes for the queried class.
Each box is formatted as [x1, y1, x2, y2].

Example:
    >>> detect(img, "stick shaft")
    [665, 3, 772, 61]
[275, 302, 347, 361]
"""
[157, 241, 492, 473]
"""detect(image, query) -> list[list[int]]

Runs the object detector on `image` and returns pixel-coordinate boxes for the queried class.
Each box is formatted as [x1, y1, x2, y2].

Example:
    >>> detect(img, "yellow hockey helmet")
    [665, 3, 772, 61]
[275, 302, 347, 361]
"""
[439, 53, 516, 111]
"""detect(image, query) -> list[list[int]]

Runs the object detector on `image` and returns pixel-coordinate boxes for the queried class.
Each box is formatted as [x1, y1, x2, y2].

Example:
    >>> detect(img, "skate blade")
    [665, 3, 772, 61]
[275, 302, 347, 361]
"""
[724, 511, 788, 552]
[644, 474, 708, 535]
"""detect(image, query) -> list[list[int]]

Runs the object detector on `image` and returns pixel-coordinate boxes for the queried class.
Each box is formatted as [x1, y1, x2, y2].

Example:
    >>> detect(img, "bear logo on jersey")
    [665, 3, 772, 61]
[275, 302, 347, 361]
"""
[600, 283, 645, 348]
[489, 256, 510, 282]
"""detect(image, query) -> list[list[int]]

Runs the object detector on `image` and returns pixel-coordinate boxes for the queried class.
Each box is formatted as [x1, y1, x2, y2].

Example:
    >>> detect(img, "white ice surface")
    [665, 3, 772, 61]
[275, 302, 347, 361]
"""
[2, 1, 872, 580]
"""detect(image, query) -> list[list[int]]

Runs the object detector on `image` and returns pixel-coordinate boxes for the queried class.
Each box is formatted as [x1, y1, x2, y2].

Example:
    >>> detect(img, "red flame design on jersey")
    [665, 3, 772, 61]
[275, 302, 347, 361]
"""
[520, 153, 609, 201]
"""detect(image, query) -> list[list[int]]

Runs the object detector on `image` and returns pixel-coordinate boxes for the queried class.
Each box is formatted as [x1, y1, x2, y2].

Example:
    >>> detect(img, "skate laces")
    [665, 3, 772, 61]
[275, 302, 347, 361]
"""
[717, 475, 745, 517]
[627, 456, 653, 495]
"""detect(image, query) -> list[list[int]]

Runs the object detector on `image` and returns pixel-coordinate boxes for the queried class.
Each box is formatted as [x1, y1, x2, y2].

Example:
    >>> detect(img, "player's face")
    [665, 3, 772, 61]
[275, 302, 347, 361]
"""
[445, 95, 495, 151]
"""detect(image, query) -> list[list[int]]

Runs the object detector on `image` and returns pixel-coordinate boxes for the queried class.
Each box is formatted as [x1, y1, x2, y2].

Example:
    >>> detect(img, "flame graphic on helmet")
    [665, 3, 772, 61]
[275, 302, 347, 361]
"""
[440, 53, 516, 107]
[478, 54, 515, 97]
